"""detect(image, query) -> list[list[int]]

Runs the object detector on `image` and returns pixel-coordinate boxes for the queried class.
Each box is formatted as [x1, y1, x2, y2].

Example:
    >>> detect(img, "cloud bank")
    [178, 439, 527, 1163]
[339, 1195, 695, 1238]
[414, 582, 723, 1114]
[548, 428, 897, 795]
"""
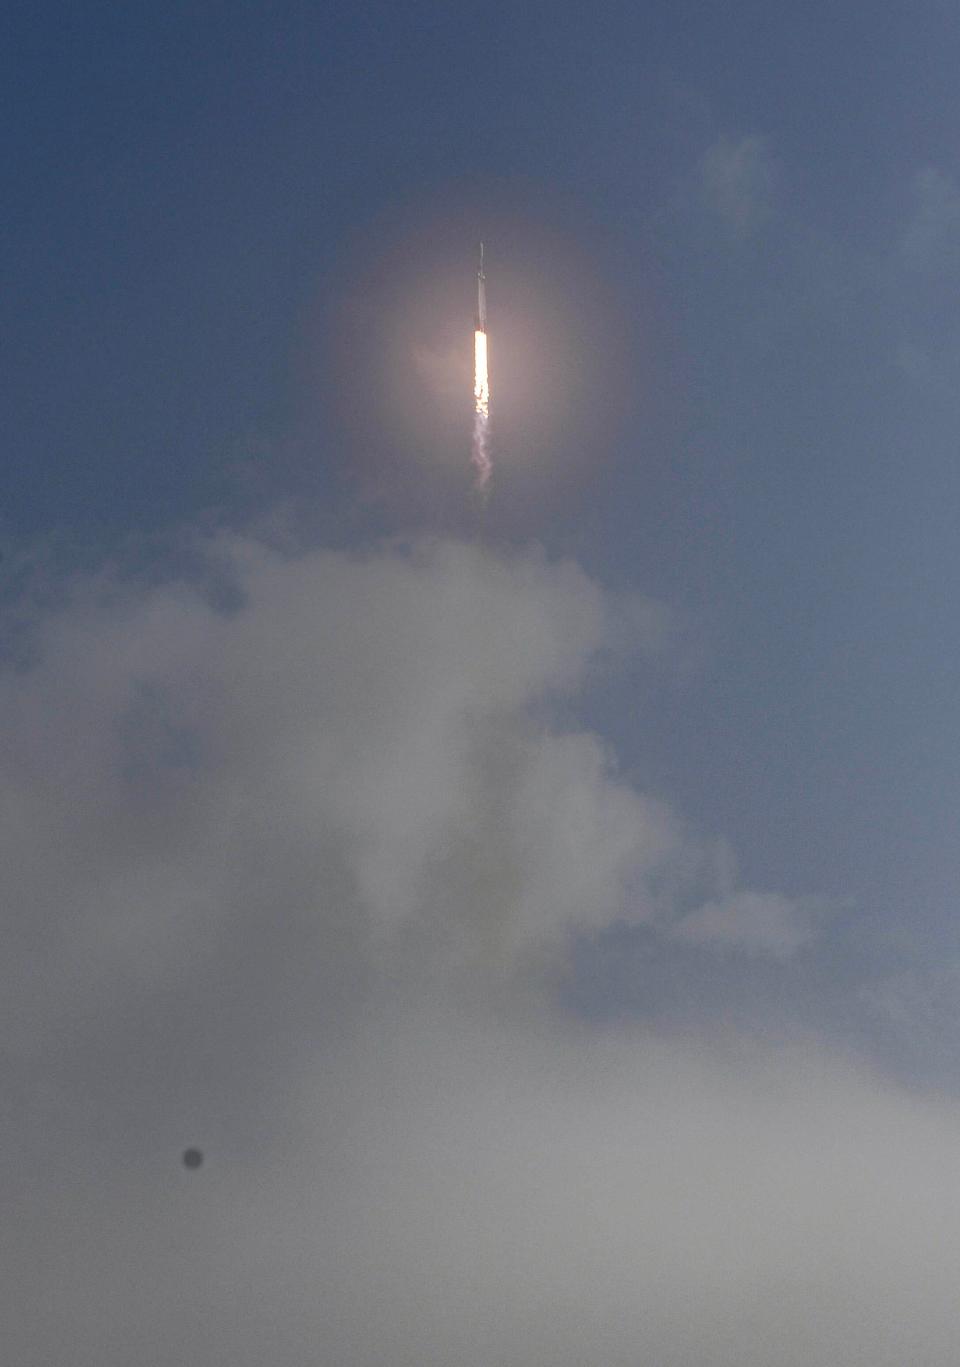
[6, 532, 960, 1365]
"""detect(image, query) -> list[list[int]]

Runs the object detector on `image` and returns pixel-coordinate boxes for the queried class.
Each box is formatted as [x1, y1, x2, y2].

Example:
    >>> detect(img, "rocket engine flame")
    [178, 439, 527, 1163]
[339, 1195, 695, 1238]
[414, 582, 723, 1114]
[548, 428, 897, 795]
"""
[474, 329, 489, 417]
[471, 243, 491, 494]
[472, 327, 491, 492]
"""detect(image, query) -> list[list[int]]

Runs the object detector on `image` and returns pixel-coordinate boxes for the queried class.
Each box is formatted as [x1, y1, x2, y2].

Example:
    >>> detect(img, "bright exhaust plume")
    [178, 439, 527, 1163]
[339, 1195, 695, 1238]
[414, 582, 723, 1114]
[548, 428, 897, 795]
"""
[472, 326, 491, 492]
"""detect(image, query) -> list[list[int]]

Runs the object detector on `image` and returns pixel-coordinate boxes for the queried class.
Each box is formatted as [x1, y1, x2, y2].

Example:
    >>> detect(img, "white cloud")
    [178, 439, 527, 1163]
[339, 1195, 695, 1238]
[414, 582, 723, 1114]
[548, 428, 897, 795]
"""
[8, 531, 948, 1367]
[673, 890, 820, 959]
[16, 1003, 960, 1367]
[700, 134, 777, 239]
[0, 534, 700, 1050]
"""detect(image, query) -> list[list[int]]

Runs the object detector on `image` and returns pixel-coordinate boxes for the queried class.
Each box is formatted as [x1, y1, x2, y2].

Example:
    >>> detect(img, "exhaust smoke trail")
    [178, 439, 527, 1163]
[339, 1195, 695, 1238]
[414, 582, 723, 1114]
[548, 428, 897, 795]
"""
[472, 243, 491, 494]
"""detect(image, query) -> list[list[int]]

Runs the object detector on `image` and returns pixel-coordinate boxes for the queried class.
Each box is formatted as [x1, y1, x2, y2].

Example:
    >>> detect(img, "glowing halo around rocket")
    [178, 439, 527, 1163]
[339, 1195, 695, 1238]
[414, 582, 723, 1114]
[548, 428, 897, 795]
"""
[317, 207, 641, 521]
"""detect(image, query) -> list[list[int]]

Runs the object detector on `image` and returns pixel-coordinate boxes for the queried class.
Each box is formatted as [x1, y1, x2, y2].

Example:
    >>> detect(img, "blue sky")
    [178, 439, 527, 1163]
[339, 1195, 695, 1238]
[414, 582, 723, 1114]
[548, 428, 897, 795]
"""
[7, 0, 958, 1026]
[6, 6, 960, 1360]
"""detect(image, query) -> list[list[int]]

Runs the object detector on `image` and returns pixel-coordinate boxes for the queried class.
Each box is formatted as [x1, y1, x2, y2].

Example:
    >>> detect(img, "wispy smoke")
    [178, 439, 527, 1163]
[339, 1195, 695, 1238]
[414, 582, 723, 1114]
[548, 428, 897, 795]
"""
[4, 531, 957, 1367]
[471, 409, 491, 494]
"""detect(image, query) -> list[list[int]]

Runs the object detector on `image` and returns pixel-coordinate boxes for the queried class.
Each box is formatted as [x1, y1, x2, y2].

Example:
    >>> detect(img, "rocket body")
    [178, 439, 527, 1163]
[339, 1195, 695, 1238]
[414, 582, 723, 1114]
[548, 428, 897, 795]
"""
[473, 240, 489, 420]
[475, 242, 487, 332]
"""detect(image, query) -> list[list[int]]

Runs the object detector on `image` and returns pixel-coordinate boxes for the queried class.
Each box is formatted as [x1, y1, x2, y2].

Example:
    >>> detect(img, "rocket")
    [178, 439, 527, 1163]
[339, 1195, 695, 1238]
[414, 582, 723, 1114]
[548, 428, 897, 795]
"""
[475, 241, 487, 332]
[471, 240, 492, 489]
